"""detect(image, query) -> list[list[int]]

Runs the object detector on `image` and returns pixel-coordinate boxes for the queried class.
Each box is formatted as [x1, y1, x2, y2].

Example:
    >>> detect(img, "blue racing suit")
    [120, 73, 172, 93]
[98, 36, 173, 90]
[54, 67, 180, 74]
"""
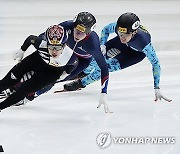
[81, 22, 160, 89]
[36, 20, 109, 95]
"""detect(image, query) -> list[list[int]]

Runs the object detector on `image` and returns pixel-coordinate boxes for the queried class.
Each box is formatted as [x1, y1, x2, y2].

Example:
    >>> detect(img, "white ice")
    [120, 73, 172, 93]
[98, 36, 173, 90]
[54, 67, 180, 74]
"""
[0, 0, 180, 154]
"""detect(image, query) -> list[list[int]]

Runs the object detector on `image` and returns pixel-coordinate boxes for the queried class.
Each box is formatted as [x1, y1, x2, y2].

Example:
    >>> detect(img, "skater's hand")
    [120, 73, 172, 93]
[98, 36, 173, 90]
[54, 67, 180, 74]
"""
[97, 93, 113, 113]
[100, 45, 106, 55]
[154, 88, 172, 102]
[13, 49, 24, 62]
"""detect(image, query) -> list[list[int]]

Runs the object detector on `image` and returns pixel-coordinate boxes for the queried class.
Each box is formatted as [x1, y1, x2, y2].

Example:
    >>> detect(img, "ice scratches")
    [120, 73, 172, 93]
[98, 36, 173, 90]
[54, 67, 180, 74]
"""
[71, 115, 96, 132]
[162, 145, 174, 154]
[172, 112, 180, 121]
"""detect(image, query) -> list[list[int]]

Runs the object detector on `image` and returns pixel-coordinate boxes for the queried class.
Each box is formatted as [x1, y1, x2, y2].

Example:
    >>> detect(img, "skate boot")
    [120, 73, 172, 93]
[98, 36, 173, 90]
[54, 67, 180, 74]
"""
[70, 72, 88, 80]
[63, 79, 86, 91]
[13, 92, 36, 106]
[13, 97, 29, 106]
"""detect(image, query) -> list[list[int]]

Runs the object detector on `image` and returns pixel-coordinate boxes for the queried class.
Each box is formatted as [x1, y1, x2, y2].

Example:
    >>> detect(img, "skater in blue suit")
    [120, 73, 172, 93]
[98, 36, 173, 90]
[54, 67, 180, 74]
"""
[3, 12, 171, 112]
[64, 12, 172, 105]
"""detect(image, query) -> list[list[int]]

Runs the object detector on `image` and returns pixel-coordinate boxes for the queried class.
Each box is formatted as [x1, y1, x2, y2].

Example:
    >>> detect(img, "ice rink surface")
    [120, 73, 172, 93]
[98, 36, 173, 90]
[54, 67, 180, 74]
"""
[0, 0, 180, 153]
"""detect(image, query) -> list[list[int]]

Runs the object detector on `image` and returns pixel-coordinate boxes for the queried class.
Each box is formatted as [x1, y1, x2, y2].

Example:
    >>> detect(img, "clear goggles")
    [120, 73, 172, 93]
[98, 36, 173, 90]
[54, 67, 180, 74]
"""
[74, 28, 87, 37]
[48, 44, 64, 51]
[117, 31, 132, 37]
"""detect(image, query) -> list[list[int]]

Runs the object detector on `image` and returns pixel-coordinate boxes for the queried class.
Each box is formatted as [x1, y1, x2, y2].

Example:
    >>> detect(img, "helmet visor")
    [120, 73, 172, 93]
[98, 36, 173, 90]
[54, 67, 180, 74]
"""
[117, 27, 132, 37]
[75, 24, 91, 34]
[48, 44, 64, 51]
[117, 31, 132, 37]
[74, 28, 87, 41]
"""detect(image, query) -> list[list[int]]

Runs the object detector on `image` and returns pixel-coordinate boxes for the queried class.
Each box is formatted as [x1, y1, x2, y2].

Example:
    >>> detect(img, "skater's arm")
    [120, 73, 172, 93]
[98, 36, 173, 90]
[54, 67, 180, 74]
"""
[142, 42, 160, 89]
[100, 22, 117, 45]
[21, 35, 38, 51]
[13, 35, 43, 62]
[89, 33, 109, 94]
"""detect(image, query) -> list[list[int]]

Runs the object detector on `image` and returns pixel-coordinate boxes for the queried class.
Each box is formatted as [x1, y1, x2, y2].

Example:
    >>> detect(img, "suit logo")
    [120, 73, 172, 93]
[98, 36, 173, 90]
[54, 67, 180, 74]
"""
[11, 72, 17, 80]
[78, 46, 87, 53]
[132, 21, 140, 30]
